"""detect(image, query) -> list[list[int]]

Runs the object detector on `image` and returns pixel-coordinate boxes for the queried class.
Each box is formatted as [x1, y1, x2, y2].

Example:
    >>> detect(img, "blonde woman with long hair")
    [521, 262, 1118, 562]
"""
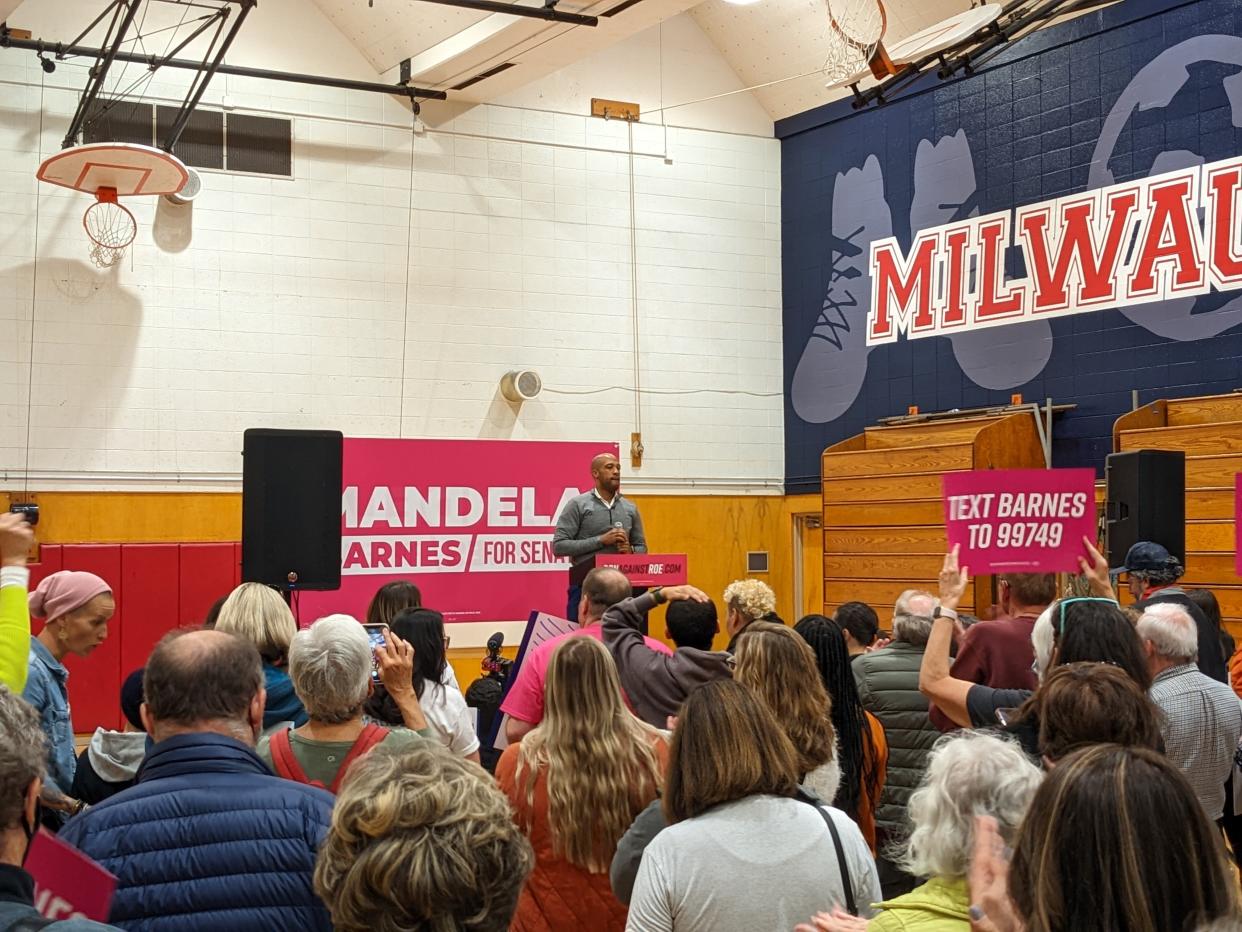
[497, 636, 666, 932]
[734, 622, 846, 811]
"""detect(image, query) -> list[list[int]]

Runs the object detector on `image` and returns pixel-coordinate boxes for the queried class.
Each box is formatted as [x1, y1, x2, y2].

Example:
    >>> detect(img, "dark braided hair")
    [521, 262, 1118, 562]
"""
[793, 614, 881, 820]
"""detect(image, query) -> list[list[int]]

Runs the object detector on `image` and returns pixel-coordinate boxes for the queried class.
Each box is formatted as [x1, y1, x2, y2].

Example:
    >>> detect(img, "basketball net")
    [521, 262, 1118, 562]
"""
[823, 0, 893, 88]
[83, 187, 137, 268]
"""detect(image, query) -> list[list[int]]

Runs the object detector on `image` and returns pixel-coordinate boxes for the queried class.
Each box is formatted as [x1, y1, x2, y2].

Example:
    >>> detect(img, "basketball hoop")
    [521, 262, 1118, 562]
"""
[823, 0, 892, 89]
[37, 142, 187, 268]
[84, 190, 137, 268]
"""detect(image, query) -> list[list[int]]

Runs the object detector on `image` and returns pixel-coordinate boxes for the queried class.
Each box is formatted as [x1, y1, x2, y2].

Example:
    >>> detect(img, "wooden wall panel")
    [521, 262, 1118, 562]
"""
[823, 581, 973, 612]
[823, 474, 943, 502]
[1187, 490, 1234, 521]
[862, 418, 1004, 449]
[0, 492, 242, 543]
[1167, 395, 1242, 426]
[824, 443, 975, 479]
[824, 527, 948, 554]
[825, 553, 944, 580]
[1187, 455, 1242, 488]
[824, 500, 943, 527]
[636, 492, 818, 642]
[1119, 423, 1242, 455]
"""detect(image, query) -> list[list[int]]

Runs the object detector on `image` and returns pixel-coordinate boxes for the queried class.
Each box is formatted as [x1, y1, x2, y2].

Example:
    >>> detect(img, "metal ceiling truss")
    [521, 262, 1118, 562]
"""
[0, 0, 445, 135]
[409, 0, 597, 27]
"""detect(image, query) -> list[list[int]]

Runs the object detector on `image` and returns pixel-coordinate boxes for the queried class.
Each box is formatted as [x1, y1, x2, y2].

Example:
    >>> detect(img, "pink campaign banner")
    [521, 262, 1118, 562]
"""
[26, 828, 116, 922]
[942, 468, 1096, 574]
[300, 439, 617, 624]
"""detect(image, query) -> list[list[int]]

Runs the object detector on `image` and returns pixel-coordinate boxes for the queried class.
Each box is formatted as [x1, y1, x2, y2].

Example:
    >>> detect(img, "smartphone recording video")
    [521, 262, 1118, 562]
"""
[362, 623, 388, 681]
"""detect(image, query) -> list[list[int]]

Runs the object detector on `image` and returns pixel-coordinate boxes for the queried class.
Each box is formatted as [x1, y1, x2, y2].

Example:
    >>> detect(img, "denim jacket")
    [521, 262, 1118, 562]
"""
[22, 636, 76, 795]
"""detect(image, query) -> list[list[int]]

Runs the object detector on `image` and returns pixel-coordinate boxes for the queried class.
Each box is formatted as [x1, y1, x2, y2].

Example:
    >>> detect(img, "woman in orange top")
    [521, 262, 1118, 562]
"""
[496, 636, 666, 932]
[791, 615, 888, 852]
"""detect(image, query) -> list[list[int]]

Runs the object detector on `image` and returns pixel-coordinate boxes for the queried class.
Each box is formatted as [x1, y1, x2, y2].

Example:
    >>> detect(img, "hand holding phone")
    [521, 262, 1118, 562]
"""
[374, 627, 416, 696]
[362, 623, 389, 682]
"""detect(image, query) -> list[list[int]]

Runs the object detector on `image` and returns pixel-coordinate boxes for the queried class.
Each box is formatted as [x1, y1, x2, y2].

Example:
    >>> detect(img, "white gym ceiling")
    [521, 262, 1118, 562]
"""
[308, 0, 1004, 118]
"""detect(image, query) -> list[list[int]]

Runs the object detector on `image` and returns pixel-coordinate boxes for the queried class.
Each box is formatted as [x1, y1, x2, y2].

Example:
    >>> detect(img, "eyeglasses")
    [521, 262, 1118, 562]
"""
[1057, 597, 1119, 635]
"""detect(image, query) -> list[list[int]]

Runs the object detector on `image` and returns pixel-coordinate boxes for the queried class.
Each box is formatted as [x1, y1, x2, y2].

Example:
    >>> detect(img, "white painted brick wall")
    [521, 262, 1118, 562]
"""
[0, 61, 782, 491]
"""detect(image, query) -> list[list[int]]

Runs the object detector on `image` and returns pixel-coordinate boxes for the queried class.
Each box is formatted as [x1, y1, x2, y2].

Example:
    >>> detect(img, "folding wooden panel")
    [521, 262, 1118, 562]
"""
[1114, 393, 1242, 637]
[821, 411, 1044, 630]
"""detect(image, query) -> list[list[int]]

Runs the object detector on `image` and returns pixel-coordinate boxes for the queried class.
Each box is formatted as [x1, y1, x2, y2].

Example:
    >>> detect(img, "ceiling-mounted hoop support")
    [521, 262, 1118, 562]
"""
[59, 0, 143, 149]
[159, 0, 256, 152]
[0, 27, 447, 101]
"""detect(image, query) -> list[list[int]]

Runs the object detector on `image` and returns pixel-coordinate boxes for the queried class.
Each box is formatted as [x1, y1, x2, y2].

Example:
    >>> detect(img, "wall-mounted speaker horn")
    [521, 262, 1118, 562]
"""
[500, 369, 542, 403]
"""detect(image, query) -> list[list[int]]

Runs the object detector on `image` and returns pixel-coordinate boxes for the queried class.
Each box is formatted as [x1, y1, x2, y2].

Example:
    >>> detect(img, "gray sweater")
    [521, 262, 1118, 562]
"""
[626, 795, 881, 931]
[552, 490, 647, 564]
[602, 592, 734, 727]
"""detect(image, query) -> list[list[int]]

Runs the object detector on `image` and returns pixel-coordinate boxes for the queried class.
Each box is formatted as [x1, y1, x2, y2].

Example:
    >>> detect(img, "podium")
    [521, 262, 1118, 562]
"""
[569, 553, 689, 588]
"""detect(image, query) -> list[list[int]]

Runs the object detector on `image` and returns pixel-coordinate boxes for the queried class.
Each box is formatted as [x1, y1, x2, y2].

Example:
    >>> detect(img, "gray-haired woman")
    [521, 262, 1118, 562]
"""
[256, 614, 431, 792]
[798, 731, 1042, 932]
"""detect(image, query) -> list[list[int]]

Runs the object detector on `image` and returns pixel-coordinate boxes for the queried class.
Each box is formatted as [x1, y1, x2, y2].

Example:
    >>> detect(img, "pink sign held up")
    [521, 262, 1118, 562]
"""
[942, 468, 1097, 575]
[25, 827, 116, 922]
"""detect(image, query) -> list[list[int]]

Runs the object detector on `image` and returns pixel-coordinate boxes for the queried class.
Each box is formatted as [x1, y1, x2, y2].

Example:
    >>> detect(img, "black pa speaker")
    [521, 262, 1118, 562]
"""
[242, 428, 343, 590]
[1105, 449, 1185, 569]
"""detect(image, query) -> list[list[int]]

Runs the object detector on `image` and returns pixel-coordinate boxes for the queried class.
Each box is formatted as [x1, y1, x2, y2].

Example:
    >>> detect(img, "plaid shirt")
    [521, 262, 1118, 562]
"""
[1150, 663, 1242, 821]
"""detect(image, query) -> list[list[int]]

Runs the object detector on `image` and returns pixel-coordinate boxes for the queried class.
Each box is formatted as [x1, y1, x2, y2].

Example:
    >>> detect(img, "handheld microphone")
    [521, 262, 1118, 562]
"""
[486, 631, 504, 654]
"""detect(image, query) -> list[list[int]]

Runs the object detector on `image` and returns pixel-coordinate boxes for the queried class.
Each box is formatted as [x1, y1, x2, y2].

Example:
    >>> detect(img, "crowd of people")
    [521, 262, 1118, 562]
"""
[2, 508, 1242, 931]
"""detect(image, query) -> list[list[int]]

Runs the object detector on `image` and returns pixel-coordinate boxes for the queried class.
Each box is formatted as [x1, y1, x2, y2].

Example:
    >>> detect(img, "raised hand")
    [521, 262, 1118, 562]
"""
[0, 513, 34, 567]
[968, 815, 1025, 932]
[660, 585, 711, 604]
[939, 544, 971, 609]
[1077, 536, 1115, 600]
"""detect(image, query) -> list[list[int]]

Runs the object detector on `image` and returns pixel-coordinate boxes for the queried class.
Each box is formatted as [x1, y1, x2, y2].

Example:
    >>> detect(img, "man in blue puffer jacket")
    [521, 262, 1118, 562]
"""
[59, 629, 333, 932]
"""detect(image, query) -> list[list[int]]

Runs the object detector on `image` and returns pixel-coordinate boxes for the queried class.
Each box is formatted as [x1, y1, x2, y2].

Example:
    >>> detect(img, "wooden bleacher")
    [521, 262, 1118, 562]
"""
[822, 411, 1045, 627]
[1113, 392, 1242, 636]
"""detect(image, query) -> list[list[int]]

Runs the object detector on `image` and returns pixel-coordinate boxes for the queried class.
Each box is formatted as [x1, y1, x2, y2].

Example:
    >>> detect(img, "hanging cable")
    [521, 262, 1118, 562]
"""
[23, 75, 46, 499]
[627, 120, 642, 439]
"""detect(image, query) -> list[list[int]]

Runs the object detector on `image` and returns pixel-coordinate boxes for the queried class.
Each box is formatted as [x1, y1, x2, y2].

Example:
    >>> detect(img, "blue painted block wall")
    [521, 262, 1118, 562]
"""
[779, 0, 1242, 493]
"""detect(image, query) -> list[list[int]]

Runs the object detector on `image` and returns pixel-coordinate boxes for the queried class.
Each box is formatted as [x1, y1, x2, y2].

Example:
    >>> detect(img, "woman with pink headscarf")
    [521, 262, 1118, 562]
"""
[22, 571, 115, 818]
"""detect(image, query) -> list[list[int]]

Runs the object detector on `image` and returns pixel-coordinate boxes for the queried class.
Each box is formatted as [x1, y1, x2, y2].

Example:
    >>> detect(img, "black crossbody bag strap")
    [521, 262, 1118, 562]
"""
[795, 789, 857, 916]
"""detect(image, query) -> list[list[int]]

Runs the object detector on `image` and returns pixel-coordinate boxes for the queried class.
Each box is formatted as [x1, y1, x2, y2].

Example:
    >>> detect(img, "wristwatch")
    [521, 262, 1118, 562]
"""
[933, 605, 957, 621]
[651, 587, 666, 605]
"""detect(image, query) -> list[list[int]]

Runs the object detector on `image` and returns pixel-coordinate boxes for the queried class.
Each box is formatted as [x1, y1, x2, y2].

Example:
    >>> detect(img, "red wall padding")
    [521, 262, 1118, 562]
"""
[29, 543, 240, 732]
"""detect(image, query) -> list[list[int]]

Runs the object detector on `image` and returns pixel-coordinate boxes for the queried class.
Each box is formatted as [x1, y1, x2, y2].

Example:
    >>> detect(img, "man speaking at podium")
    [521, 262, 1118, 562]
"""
[553, 452, 647, 621]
